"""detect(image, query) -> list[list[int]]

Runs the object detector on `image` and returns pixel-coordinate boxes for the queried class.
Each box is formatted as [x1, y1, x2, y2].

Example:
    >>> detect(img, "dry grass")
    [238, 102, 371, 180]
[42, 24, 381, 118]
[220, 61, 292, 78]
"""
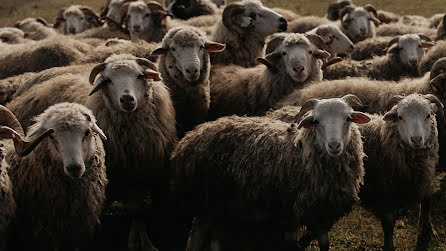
[1, 0, 446, 250]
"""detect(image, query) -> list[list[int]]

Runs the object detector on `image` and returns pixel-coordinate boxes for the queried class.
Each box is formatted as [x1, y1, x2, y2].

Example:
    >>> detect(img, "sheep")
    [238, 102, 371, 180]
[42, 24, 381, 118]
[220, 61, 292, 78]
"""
[376, 23, 436, 38]
[151, 26, 225, 136]
[377, 10, 399, 24]
[323, 34, 435, 81]
[121, 0, 169, 43]
[306, 23, 354, 59]
[210, 0, 287, 67]
[419, 40, 446, 76]
[435, 14, 446, 41]
[351, 36, 392, 61]
[72, 25, 130, 40]
[171, 95, 370, 251]
[0, 37, 92, 80]
[101, 0, 132, 26]
[208, 33, 330, 120]
[358, 94, 443, 251]
[7, 54, 178, 251]
[0, 72, 37, 105]
[6, 102, 107, 250]
[53, 5, 103, 35]
[0, 28, 28, 44]
[287, 16, 330, 34]
[167, 0, 219, 20]
[271, 7, 300, 22]
[14, 17, 57, 41]
[275, 57, 446, 171]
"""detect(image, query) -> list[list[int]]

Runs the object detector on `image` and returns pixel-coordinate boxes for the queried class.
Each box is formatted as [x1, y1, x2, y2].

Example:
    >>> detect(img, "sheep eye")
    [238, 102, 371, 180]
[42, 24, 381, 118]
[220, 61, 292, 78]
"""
[309, 51, 313, 54]
[346, 117, 352, 122]
[313, 119, 319, 124]
[249, 12, 256, 19]
[80, 17, 84, 20]
[145, 13, 150, 17]
[418, 44, 422, 48]
[84, 130, 91, 139]
[426, 114, 431, 119]
[282, 51, 287, 55]
[170, 47, 176, 52]
[138, 74, 146, 80]
[398, 116, 403, 120]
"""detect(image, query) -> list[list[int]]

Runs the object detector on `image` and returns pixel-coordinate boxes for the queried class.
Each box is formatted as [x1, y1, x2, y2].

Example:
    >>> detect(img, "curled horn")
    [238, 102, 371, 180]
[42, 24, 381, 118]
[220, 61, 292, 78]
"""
[297, 98, 319, 121]
[341, 94, 363, 108]
[418, 34, 432, 42]
[385, 36, 400, 52]
[429, 57, 446, 88]
[386, 95, 404, 110]
[327, 0, 353, 21]
[89, 63, 107, 84]
[53, 8, 66, 28]
[340, 6, 355, 20]
[363, 4, 378, 18]
[306, 33, 329, 51]
[14, 128, 54, 157]
[424, 94, 445, 119]
[0, 105, 24, 138]
[35, 17, 49, 27]
[265, 33, 286, 54]
[147, 1, 166, 11]
[136, 58, 157, 71]
[222, 3, 247, 33]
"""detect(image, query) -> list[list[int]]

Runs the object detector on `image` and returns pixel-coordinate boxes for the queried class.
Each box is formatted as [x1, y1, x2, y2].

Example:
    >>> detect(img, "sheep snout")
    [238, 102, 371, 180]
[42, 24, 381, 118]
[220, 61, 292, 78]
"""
[119, 94, 137, 112]
[64, 163, 86, 179]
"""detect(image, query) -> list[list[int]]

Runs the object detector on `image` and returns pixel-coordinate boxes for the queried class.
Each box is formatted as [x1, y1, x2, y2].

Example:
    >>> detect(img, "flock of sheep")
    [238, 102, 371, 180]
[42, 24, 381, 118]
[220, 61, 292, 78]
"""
[0, 0, 445, 250]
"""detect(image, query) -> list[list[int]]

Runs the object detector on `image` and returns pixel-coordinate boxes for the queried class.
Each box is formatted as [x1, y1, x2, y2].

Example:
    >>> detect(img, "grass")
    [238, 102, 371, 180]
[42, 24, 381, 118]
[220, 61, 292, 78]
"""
[1, 0, 446, 250]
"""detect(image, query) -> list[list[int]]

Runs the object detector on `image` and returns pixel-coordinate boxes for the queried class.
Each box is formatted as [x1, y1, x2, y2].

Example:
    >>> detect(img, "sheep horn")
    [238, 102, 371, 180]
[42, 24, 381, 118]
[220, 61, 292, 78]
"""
[341, 94, 363, 108]
[147, 1, 166, 11]
[363, 4, 378, 18]
[89, 63, 107, 84]
[306, 34, 329, 51]
[322, 57, 342, 70]
[297, 98, 319, 121]
[0, 105, 24, 138]
[327, 0, 353, 21]
[53, 8, 66, 28]
[340, 6, 355, 20]
[424, 94, 445, 120]
[265, 33, 286, 54]
[222, 3, 247, 33]
[386, 95, 405, 110]
[430, 57, 446, 87]
[14, 128, 54, 157]
[35, 17, 49, 27]
[136, 58, 158, 71]
[385, 36, 400, 51]
[418, 34, 432, 42]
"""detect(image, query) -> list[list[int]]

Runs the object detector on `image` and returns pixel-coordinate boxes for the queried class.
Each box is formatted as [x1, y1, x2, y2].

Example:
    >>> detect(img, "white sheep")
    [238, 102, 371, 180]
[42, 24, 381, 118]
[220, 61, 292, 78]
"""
[53, 5, 103, 35]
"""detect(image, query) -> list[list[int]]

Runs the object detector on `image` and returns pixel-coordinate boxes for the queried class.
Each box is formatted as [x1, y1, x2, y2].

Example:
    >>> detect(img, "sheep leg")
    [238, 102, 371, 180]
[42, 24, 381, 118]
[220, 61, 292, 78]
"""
[317, 232, 329, 251]
[380, 213, 395, 251]
[186, 216, 212, 251]
[416, 196, 437, 250]
[128, 216, 159, 251]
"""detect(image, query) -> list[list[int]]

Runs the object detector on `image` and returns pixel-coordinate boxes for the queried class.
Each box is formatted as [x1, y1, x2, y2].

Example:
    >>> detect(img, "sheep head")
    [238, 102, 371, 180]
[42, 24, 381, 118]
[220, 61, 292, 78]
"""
[430, 57, 446, 97]
[383, 94, 443, 149]
[296, 95, 371, 157]
[312, 24, 354, 58]
[386, 34, 435, 69]
[340, 4, 380, 43]
[54, 5, 103, 35]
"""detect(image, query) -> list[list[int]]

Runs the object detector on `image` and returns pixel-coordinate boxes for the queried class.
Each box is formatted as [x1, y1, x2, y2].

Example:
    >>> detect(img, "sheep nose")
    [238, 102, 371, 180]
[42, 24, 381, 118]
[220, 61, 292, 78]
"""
[328, 141, 341, 151]
[409, 59, 418, 67]
[360, 28, 366, 35]
[293, 66, 305, 73]
[133, 25, 141, 32]
[185, 66, 199, 80]
[120, 95, 135, 104]
[66, 164, 84, 178]
[69, 27, 76, 34]
[411, 136, 422, 146]
[278, 17, 287, 31]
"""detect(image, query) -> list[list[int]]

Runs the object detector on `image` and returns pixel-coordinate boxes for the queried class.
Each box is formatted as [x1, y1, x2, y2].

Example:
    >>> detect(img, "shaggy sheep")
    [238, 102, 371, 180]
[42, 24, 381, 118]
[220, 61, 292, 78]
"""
[306, 23, 354, 59]
[72, 25, 130, 40]
[14, 17, 57, 40]
[121, 0, 169, 42]
[359, 94, 442, 251]
[0, 72, 37, 105]
[376, 23, 436, 38]
[171, 95, 370, 251]
[151, 26, 225, 136]
[287, 16, 330, 34]
[53, 5, 103, 35]
[101, 0, 132, 25]
[419, 40, 446, 75]
[0, 37, 92, 80]
[351, 36, 392, 61]
[210, 0, 287, 67]
[8, 54, 178, 251]
[377, 10, 399, 24]
[0, 28, 28, 44]
[209, 33, 330, 119]
[323, 34, 435, 80]
[167, 0, 219, 20]
[6, 102, 107, 250]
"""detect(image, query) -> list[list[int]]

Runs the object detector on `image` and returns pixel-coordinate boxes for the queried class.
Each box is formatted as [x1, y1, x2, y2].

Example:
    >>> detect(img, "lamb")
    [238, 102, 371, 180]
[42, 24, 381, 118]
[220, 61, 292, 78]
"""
[210, 0, 287, 67]
[323, 34, 435, 81]
[7, 54, 178, 251]
[208, 33, 330, 119]
[0, 37, 92, 80]
[167, 0, 219, 20]
[121, 0, 169, 42]
[151, 26, 225, 136]
[171, 95, 370, 251]
[358, 94, 442, 251]
[6, 103, 107, 250]
[53, 5, 103, 35]
[14, 17, 57, 40]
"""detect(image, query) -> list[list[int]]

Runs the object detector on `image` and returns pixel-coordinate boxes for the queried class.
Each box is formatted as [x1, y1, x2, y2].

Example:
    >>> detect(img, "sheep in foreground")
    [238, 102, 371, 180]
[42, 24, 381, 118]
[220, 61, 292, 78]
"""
[121, 0, 169, 42]
[359, 94, 442, 251]
[14, 17, 57, 40]
[210, 0, 287, 67]
[54, 5, 103, 35]
[323, 34, 435, 80]
[8, 54, 178, 251]
[167, 0, 219, 20]
[0, 37, 92, 80]
[7, 102, 107, 250]
[151, 26, 225, 136]
[209, 33, 330, 119]
[171, 95, 370, 251]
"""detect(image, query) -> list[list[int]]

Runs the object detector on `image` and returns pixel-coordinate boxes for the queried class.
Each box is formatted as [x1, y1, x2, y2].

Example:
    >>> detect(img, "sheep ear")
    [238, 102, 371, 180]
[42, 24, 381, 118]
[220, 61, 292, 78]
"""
[89, 76, 107, 96]
[313, 50, 330, 60]
[143, 69, 162, 81]
[83, 113, 107, 140]
[383, 107, 398, 121]
[204, 42, 226, 52]
[0, 126, 23, 141]
[322, 57, 342, 70]
[151, 47, 168, 56]
[422, 42, 435, 48]
[154, 10, 169, 21]
[351, 112, 371, 124]
[297, 115, 315, 129]
[388, 45, 399, 54]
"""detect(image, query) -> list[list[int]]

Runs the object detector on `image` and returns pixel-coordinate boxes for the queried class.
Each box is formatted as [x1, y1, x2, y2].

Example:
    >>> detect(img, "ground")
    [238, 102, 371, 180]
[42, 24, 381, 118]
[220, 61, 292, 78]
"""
[1, 0, 446, 250]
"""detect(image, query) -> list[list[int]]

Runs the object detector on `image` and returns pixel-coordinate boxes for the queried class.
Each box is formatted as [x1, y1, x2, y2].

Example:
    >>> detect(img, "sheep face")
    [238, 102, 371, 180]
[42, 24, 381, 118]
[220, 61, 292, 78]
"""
[388, 35, 435, 69]
[341, 7, 377, 43]
[316, 24, 354, 57]
[298, 96, 371, 157]
[63, 7, 90, 35]
[126, 2, 153, 34]
[383, 94, 443, 149]
[222, 1, 287, 38]
[152, 28, 225, 82]
[89, 56, 162, 113]
[27, 103, 106, 179]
